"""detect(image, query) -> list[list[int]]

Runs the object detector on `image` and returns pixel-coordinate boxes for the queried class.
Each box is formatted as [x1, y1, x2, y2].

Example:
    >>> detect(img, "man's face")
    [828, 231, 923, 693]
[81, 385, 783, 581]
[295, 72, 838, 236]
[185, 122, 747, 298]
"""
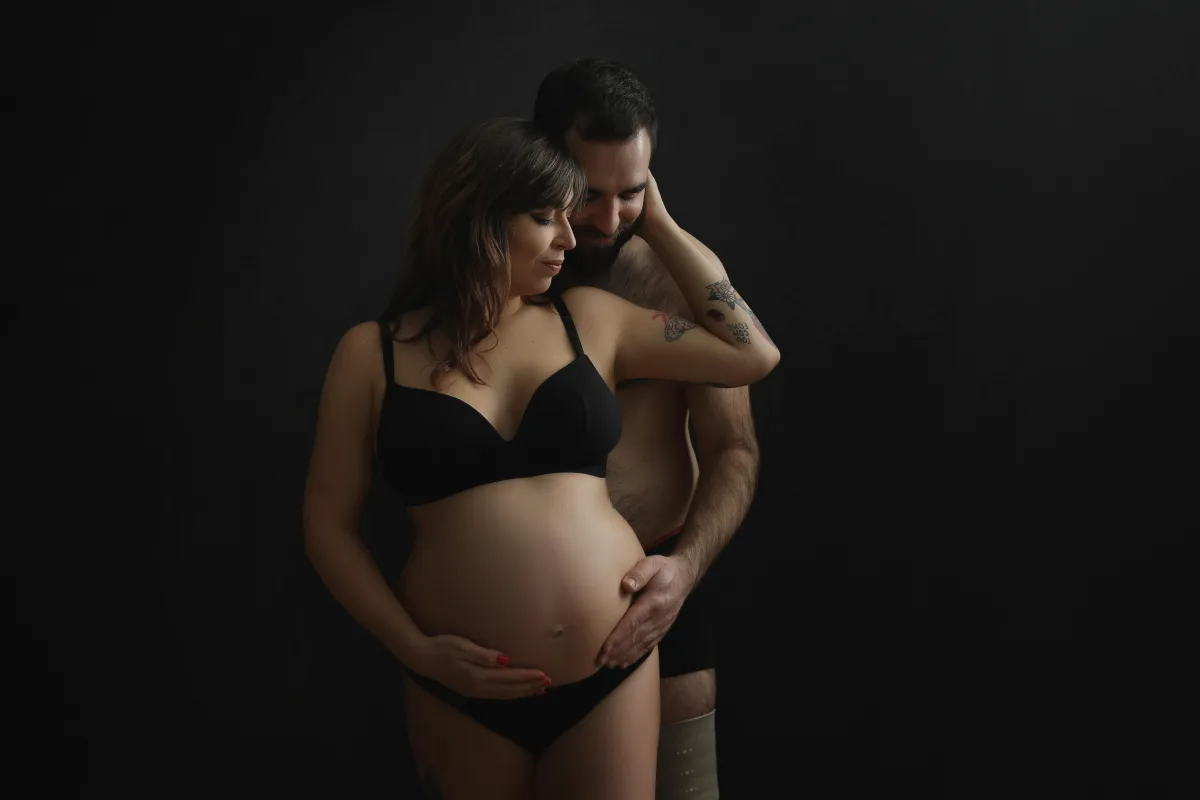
[562, 127, 652, 277]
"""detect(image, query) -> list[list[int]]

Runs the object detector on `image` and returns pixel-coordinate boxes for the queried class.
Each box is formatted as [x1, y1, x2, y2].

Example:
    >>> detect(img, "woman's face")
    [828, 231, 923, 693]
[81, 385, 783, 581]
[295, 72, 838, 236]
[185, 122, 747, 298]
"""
[506, 204, 578, 297]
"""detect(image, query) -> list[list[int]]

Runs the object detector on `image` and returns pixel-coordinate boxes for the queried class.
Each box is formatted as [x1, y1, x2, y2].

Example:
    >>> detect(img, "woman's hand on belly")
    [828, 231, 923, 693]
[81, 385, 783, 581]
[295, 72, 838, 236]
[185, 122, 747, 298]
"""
[411, 632, 552, 699]
[404, 551, 640, 686]
[403, 474, 651, 684]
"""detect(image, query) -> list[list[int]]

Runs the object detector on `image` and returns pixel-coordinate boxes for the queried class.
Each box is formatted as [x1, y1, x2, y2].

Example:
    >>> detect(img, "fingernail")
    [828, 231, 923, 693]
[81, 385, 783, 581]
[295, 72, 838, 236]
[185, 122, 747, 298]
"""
[542, 676, 552, 686]
[497, 654, 511, 666]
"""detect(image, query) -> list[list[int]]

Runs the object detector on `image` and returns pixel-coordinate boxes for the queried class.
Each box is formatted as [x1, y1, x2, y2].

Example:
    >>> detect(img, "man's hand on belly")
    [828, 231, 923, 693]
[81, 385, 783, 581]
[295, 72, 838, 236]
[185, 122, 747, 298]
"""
[596, 553, 698, 669]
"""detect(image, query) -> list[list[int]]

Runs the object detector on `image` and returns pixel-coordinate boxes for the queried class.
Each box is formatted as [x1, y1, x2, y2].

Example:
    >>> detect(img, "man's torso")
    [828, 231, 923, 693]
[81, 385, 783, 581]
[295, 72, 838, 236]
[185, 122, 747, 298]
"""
[587, 237, 699, 547]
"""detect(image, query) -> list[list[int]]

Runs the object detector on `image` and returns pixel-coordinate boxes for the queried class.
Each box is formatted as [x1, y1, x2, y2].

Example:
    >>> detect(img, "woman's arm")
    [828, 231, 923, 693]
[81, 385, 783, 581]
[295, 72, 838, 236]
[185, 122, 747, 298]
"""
[638, 173, 779, 364]
[304, 323, 552, 699]
[302, 322, 428, 668]
[562, 285, 777, 387]
[561, 174, 780, 387]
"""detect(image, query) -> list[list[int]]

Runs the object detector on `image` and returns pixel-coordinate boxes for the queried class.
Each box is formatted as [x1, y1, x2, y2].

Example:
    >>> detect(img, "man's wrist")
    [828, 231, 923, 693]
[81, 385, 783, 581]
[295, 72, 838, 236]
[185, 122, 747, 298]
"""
[639, 215, 681, 251]
[671, 548, 703, 592]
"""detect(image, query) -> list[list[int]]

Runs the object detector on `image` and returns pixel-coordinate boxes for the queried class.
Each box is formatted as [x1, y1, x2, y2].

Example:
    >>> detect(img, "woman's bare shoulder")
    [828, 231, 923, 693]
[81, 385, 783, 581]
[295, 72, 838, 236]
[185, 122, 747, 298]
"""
[556, 286, 636, 357]
[325, 320, 388, 378]
[331, 310, 434, 388]
[559, 285, 623, 315]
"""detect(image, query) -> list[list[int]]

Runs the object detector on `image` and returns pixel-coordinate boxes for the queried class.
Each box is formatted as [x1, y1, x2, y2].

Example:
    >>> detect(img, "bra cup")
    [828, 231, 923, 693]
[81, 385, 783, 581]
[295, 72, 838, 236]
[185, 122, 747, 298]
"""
[378, 360, 622, 507]
[520, 369, 590, 458]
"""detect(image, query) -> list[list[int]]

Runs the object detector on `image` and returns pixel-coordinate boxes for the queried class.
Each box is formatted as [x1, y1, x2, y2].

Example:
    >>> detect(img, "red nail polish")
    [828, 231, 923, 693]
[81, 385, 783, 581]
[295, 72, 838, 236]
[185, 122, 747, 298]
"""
[497, 654, 511, 666]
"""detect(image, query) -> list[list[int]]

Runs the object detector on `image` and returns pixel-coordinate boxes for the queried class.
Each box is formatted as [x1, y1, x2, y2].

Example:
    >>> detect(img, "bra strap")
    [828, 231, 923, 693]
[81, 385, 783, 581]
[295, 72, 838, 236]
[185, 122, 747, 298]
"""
[552, 295, 585, 357]
[378, 320, 395, 381]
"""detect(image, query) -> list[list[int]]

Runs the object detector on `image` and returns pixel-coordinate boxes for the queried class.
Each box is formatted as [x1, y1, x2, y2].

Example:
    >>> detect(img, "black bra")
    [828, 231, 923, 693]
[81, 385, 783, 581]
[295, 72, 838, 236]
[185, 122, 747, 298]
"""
[376, 296, 623, 508]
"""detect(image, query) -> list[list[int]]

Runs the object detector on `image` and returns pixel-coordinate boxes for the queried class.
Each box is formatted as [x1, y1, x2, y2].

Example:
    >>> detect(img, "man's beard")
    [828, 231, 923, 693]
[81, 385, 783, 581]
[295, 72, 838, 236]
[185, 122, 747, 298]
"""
[561, 212, 645, 285]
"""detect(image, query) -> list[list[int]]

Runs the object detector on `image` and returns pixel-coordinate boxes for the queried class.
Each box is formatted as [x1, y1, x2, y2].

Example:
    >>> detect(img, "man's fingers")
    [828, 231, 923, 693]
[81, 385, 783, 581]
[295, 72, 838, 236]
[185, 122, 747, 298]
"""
[600, 609, 644, 660]
[603, 566, 688, 667]
[602, 626, 655, 667]
[610, 642, 649, 669]
[598, 577, 681, 665]
[598, 601, 642, 660]
[599, 632, 629, 665]
[622, 557, 662, 593]
[606, 614, 673, 667]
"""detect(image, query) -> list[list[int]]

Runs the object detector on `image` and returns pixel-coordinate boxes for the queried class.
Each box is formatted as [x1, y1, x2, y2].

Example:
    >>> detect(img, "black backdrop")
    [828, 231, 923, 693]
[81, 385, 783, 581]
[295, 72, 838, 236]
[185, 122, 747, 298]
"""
[13, 2, 1198, 797]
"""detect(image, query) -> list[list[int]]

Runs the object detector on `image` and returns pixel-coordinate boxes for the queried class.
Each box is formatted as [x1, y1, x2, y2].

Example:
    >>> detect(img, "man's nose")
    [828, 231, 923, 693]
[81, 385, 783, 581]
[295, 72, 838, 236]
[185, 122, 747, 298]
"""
[590, 198, 621, 236]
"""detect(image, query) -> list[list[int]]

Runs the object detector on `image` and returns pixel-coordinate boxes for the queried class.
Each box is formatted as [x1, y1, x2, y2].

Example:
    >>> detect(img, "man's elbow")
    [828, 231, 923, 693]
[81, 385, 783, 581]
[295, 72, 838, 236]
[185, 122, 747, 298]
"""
[735, 438, 761, 477]
[700, 436, 760, 474]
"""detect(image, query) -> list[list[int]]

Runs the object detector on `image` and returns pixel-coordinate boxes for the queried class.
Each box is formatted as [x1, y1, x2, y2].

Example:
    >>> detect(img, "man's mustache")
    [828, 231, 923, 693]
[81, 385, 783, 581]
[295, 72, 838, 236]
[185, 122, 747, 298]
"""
[573, 227, 619, 243]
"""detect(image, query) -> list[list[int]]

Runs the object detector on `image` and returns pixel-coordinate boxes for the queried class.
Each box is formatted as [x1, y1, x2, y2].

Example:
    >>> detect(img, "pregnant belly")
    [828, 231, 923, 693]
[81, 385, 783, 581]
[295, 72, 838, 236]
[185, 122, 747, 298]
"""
[397, 474, 647, 685]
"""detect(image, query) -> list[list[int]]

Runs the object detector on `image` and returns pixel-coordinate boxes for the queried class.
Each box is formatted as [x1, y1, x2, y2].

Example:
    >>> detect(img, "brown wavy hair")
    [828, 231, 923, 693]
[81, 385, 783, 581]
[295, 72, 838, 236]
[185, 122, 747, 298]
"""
[379, 117, 586, 387]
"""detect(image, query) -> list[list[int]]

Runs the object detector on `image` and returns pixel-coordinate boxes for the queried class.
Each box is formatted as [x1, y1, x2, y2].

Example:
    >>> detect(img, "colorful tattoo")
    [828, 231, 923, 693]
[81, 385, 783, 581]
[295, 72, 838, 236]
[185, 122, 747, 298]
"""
[729, 322, 751, 344]
[706, 309, 726, 322]
[651, 310, 698, 342]
[736, 300, 775, 347]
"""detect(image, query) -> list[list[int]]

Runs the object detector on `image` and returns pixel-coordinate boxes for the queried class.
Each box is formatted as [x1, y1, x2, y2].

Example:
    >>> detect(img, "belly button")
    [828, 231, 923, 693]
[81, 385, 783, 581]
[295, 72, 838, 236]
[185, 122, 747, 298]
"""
[550, 625, 565, 638]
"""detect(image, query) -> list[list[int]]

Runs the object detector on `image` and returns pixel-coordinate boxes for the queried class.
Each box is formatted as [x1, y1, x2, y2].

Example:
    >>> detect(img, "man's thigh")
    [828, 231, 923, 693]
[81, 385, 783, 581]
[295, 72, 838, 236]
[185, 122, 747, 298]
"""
[660, 668, 717, 724]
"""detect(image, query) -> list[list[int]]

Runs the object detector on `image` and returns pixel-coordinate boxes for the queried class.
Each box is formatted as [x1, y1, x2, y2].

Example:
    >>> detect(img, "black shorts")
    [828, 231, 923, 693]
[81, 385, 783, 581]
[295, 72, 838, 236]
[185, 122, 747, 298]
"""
[646, 530, 718, 678]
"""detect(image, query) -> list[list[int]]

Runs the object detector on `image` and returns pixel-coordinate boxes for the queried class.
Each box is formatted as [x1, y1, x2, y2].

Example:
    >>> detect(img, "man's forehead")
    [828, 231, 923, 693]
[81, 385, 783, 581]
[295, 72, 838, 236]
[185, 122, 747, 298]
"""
[584, 176, 648, 197]
[565, 128, 651, 183]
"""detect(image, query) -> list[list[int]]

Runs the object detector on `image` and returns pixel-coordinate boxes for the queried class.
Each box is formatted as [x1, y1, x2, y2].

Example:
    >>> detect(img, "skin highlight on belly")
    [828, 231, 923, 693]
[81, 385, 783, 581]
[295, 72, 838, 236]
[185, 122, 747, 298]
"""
[397, 473, 647, 684]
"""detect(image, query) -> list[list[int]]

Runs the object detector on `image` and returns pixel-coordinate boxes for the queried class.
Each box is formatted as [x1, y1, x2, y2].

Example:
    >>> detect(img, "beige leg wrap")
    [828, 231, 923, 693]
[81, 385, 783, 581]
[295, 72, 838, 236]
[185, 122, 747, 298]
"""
[655, 710, 719, 799]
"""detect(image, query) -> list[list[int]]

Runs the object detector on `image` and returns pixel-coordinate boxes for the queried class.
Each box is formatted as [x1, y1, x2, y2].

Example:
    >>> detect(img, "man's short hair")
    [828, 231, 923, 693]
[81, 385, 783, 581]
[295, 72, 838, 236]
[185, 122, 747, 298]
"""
[533, 57, 658, 150]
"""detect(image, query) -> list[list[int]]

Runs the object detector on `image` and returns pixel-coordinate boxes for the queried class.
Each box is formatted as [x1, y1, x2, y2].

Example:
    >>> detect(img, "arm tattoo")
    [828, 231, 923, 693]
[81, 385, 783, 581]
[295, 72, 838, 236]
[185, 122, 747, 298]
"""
[728, 322, 751, 344]
[738, 303, 775, 347]
[704, 278, 775, 347]
[705, 278, 739, 309]
[651, 310, 697, 342]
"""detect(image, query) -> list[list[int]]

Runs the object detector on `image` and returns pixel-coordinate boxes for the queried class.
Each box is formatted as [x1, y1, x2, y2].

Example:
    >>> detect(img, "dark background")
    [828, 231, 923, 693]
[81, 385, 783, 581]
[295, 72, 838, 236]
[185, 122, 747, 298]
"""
[13, 1, 1198, 797]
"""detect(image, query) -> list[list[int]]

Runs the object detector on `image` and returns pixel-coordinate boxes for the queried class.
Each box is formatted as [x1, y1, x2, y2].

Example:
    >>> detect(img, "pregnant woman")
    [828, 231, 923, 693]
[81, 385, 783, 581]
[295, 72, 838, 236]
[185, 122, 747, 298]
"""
[303, 117, 779, 800]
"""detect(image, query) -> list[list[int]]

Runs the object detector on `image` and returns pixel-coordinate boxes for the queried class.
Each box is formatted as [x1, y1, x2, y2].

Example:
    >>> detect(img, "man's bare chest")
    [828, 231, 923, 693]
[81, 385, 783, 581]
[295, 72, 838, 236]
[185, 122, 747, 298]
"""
[602, 250, 686, 314]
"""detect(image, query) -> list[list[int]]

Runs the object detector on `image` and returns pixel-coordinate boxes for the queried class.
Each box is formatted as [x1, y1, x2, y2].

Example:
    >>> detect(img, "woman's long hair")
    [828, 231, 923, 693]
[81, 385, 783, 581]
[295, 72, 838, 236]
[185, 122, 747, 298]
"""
[380, 117, 586, 387]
